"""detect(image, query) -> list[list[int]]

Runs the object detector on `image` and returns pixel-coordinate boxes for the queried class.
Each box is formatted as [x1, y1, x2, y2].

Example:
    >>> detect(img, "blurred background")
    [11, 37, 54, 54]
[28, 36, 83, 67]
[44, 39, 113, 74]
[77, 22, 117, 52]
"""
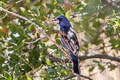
[0, 0, 120, 80]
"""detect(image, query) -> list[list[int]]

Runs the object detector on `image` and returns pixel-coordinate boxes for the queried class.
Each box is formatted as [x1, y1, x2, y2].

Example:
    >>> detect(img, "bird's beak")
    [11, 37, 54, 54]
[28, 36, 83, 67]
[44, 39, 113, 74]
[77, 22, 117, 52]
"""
[54, 18, 57, 21]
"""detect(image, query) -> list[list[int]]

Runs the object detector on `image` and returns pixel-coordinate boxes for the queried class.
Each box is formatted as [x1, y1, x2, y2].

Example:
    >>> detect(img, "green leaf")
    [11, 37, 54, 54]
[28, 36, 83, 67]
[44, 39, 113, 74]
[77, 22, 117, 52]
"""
[65, 10, 70, 20]
[48, 68, 56, 75]
[49, 45, 57, 49]
[14, 64, 21, 78]
[89, 66, 95, 72]
[26, 74, 31, 80]
[108, 63, 116, 71]
[0, 1, 7, 7]
[0, 56, 5, 64]
[4, 72, 12, 80]
[98, 63, 105, 71]
[9, 53, 19, 66]
[93, 60, 99, 63]
[56, 39, 61, 45]
[28, 24, 35, 32]
[46, 59, 52, 66]
[46, 4, 54, 9]
[26, 0, 31, 4]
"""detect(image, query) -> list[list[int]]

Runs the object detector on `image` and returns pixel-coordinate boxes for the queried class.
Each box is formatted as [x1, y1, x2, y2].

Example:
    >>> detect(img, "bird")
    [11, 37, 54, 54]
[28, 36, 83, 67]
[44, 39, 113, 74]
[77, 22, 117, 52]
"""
[54, 15, 80, 74]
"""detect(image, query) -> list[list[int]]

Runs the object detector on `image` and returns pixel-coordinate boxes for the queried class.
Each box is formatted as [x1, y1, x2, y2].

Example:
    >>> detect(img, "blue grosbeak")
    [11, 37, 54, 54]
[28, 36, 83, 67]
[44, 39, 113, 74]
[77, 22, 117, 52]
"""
[55, 15, 80, 74]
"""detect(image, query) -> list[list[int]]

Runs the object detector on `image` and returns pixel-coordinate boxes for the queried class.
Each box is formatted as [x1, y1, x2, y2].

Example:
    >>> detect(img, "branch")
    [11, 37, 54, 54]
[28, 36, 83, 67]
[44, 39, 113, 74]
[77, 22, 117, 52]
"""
[63, 73, 92, 80]
[78, 54, 120, 62]
[0, 7, 72, 61]
[48, 54, 120, 63]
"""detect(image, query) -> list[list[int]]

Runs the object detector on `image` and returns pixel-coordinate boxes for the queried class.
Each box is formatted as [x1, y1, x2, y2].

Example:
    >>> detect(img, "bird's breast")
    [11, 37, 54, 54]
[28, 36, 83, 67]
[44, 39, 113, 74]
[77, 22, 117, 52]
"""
[59, 30, 67, 36]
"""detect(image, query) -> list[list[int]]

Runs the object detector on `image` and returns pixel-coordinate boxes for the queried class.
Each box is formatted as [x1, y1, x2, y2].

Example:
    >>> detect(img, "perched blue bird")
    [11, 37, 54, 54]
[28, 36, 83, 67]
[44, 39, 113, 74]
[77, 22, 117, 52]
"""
[55, 15, 80, 74]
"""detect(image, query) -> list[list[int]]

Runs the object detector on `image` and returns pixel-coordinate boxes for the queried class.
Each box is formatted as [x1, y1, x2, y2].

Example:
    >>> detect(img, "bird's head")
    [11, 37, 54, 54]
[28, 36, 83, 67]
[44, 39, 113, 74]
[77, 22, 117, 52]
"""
[54, 15, 71, 27]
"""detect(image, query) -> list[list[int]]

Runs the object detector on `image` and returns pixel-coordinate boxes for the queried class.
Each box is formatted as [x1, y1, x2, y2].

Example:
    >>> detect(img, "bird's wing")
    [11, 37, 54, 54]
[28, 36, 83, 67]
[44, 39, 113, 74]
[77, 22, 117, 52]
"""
[60, 27, 79, 56]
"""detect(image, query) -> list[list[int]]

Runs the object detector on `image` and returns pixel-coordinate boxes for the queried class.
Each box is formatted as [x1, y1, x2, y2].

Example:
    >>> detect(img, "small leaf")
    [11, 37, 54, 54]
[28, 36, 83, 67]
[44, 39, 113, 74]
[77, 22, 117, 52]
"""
[0, 56, 5, 64]
[89, 66, 95, 72]
[48, 68, 56, 75]
[46, 59, 52, 66]
[28, 24, 35, 32]
[49, 44, 57, 49]
[65, 10, 70, 20]
[46, 4, 54, 9]
[115, 44, 119, 48]
[26, 74, 31, 80]
[56, 39, 61, 45]
[26, 0, 31, 4]
[98, 63, 105, 71]
[108, 63, 116, 71]
[93, 60, 99, 63]
[4, 72, 12, 80]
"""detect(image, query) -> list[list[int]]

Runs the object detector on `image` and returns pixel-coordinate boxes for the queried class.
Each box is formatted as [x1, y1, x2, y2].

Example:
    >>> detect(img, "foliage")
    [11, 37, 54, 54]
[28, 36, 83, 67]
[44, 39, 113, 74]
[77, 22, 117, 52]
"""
[0, 0, 120, 79]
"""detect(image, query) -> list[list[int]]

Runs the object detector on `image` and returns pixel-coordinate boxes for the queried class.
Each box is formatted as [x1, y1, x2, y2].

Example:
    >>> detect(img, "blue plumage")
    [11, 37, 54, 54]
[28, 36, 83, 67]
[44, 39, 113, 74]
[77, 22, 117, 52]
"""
[55, 15, 80, 74]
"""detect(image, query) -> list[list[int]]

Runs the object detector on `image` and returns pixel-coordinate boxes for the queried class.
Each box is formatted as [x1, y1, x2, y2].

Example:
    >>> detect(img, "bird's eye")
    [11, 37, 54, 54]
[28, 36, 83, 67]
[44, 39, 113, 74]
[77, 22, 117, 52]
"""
[58, 18, 62, 22]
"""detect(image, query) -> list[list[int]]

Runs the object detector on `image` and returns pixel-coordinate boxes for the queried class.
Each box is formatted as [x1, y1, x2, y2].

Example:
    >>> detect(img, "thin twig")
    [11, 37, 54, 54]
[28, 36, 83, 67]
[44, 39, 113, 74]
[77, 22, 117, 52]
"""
[27, 64, 44, 76]
[24, 37, 43, 44]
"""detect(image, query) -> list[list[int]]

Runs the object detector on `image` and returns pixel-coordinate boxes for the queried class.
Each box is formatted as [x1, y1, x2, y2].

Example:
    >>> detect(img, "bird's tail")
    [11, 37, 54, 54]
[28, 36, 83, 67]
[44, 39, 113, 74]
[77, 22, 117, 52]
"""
[73, 59, 79, 74]
[69, 51, 80, 74]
